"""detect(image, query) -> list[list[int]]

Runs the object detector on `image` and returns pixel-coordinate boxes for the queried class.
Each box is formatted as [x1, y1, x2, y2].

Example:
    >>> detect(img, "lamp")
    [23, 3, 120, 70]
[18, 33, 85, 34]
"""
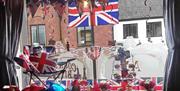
[83, 0, 88, 8]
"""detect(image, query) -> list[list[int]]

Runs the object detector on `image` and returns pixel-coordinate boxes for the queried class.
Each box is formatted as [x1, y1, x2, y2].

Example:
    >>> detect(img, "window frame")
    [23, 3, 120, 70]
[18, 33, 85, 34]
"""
[146, 21, 162, 37]
[123, 23, 138, 39]
[30, 24, 46, 45]
[77, 26, 94, 47]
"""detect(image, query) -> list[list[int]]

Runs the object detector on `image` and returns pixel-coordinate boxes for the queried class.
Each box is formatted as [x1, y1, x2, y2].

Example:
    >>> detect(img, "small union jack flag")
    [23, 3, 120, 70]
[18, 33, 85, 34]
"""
[29, 52, 57, 74]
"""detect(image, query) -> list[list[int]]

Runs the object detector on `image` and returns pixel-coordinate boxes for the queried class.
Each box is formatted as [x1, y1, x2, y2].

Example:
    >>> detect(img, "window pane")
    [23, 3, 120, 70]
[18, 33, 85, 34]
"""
[38, 25, 46, 45]
[80, 31, 86, 44]
[85, 26, 91, 30]
[146, 22, 162, 37]
[86, 31, 91, 42]
[123, 23, 138, 39]
[31, 26, 38, 43]
[78, 28, 85, 45]
[31, 25, 46, 45]
[77, 27, 93, 46]
[78, 27, 84, 31]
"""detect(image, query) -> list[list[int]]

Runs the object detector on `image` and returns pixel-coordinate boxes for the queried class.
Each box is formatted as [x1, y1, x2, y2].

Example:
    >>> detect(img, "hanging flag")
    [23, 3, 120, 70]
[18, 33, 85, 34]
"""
[68, 0, 119, 28]
[68, 0, 91, 28]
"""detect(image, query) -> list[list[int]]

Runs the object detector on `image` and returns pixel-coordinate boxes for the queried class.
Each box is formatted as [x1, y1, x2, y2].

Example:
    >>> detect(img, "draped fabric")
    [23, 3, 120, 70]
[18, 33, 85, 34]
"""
[164, 0, 180, 90]
[0, 0, 24, 89]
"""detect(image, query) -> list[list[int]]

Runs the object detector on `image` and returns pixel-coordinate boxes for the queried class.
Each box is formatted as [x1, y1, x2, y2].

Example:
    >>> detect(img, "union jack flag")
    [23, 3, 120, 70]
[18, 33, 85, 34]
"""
[68, 0, 119, 28]
[29, 52, 57, 74]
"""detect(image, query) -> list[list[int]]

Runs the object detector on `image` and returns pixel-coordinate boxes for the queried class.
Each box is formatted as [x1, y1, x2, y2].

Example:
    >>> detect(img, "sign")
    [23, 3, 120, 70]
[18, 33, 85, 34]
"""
[58, 60, 84, 79]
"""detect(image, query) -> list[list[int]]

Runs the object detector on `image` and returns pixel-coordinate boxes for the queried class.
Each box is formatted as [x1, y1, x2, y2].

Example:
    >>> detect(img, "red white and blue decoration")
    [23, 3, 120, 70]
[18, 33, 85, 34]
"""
[68, 0, 119, 28]
[15, 45, 57, 74]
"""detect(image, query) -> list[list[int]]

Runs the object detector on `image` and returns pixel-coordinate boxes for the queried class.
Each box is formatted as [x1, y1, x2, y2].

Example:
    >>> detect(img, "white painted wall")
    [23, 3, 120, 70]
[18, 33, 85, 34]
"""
[113, 18, 166, 44]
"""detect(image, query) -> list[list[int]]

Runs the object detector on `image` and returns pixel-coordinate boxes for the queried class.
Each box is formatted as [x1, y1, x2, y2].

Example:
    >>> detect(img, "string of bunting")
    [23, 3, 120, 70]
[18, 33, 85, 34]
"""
[27, 0, 110, 17]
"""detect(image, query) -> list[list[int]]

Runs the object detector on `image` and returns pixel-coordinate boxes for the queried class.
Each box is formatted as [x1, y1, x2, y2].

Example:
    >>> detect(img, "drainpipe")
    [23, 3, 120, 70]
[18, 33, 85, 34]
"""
[59, 15, 63, 42]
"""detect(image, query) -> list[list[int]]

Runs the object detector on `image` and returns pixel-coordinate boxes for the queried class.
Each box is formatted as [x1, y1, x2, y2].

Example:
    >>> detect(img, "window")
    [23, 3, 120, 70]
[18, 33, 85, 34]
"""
[77, 26, 93, 47]
[146, 22, 162, 37]
[31, 25, 46, 45]
[123, 23, 138, 39]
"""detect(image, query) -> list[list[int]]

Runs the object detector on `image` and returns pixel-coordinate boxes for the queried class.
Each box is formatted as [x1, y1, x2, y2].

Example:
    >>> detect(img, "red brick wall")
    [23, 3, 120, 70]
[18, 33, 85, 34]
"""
[60, 6, 78, 48]
[94, 25, 113, 47]
[28, 5, 113, 48]
[28, 5, 61, 45]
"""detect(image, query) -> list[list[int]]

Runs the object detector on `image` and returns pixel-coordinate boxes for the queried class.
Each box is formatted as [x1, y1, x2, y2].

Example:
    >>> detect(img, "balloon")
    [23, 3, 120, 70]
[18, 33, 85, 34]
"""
[47, 83, 65, 91]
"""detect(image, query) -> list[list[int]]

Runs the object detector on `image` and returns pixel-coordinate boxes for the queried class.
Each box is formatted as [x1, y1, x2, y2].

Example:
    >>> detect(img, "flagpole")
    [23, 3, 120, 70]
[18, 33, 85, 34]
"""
[92, 60, 97, 82]
[90, 7, 98, 88]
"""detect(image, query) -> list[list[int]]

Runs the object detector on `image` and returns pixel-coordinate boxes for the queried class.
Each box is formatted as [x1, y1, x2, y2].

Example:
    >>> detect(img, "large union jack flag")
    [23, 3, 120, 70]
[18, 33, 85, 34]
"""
[68, 0, 119, 28]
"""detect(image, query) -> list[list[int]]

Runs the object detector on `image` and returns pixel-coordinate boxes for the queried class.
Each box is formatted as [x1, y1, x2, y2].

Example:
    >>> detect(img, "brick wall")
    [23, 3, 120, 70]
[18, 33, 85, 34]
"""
[28, 5, 61, 45]
[60, 7, 113, 48]
[94, 25, 113, 47]
[28, 5, 113, 48]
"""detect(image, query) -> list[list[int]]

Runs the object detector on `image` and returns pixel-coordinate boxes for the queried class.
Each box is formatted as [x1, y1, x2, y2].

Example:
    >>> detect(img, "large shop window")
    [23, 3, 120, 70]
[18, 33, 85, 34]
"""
[123, 23, 138, 39]
[146, 22, 162, 37]
[77, 26, 94, 47]
[31, 25, 46, 45]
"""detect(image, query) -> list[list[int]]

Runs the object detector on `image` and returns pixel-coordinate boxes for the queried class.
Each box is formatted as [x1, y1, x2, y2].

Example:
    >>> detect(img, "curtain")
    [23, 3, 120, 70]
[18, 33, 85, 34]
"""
[0, 0, 24, 89]
[164, 0, 180, 90]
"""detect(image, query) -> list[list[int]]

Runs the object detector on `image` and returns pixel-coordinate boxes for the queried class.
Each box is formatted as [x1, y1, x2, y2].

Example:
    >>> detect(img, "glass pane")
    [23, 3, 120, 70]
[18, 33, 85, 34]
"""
[31, 26, 38, 43]
[146, 22, 162, 37]
[77, 27, 93, 46]
[123, 23, 138, 39]
[78, 28, 85, 46]
[86, 41, 91, 46]
[86, 31, 91, 42]
[77, 30, 82, 45]
[77, 27, 84, 31]
[155, 22, 162, 37]
[85, 26, 91, 30]
[81, 31, 85, 43]
[38, 25, 46, 45]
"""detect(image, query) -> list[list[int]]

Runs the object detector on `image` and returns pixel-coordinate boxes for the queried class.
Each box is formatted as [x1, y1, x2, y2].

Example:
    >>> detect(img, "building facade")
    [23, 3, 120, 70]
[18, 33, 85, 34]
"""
[27, 0, 164, 49]
[112, 0, 166, 79]
[114, 18, 165, 44]
[114, 0, 165, 44]
[27, 4, 114, 48]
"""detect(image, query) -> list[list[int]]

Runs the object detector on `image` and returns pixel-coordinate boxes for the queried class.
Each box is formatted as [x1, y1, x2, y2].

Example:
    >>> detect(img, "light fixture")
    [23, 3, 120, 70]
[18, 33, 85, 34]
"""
[83, 0, 89, 8]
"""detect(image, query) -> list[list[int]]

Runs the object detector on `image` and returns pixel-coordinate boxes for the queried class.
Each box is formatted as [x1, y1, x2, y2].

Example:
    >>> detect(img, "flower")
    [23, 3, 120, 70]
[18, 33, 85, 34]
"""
[79, 80, 88, 86]
[99, 82, 111, 90]
[139, 80, 155, 90]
